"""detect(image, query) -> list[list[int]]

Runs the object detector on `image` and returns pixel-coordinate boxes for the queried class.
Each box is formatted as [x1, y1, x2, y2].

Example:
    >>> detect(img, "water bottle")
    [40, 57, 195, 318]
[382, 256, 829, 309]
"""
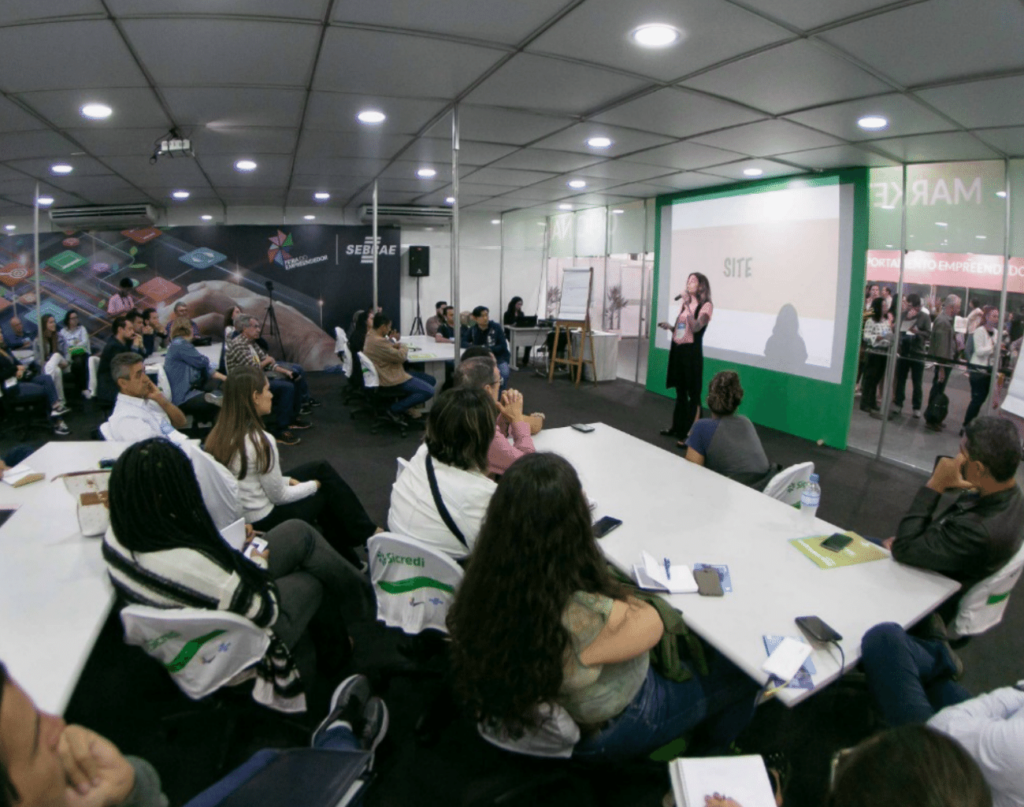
[800, 474, 821, 521]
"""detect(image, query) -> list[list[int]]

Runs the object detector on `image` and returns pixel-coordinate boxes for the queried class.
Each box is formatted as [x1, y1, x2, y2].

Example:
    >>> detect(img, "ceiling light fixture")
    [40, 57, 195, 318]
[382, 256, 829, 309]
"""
[857, 115, 888, 130]
[567, 179, 587, 189]
[743, 168, 763, 177]
[357, 110, 386, 124]
[445, 197, 455, 204]
[612, 209, 625, 214]
[491, 219, 501, 225]
[936, 222, 948, 227]
[996, 191, 1007, 198]
[304, 215, 316, 220]
[51, 164, 73, 175]
[313, 192, 330, 201]
[631, 23, 680, 48]
[36, 196, 54, 206]
[558, 204, 573, 210]
[976, 235, 987, 239]
[417, 168, 437, 178]
[4, 225, 14, 231]
[171, 190, 190, 200]
[201, 215, 213, 221]
[587, 137, 613, 148]
[234, 159, 257, 172]
[80, 103, 112, 120]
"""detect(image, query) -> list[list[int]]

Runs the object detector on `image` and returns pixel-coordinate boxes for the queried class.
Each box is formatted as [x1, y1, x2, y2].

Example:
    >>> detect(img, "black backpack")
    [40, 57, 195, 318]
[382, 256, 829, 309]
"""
[924, 391, 949, 425]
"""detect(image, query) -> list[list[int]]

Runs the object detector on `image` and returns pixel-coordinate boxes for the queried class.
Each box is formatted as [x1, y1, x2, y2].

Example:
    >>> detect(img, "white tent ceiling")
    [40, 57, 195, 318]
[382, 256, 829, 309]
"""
[0, 0, 1022, 219]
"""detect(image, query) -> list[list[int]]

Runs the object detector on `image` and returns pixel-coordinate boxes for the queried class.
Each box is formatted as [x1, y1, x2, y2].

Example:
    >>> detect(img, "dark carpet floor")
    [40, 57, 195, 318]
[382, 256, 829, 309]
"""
[5, 369, 1021, 807]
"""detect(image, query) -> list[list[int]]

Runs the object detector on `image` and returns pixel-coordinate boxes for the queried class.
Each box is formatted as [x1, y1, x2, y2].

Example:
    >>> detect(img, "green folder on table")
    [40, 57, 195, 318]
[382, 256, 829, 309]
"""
[790, 531, 888, 569]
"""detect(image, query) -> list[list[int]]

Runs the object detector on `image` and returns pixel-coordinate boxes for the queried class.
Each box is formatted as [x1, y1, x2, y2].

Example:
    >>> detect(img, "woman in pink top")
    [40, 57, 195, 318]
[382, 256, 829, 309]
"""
[658, 272, 714, 444]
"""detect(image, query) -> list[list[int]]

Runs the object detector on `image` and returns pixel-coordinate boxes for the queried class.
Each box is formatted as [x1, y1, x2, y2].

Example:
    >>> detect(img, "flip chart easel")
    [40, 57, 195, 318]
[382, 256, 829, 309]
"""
[548, 267, 596, 387]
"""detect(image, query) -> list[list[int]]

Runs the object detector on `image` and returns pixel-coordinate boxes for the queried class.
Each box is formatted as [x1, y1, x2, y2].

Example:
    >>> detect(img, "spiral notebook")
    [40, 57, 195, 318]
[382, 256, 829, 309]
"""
[669, 755, 776, 807]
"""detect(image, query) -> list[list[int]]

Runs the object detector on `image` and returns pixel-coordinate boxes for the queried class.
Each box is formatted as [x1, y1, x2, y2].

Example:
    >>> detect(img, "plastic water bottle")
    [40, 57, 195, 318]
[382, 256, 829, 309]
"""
[800, 474, 821, 521]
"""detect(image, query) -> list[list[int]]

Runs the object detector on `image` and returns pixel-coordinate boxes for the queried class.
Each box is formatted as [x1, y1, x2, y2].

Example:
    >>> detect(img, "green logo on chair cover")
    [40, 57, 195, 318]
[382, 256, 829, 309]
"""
[379, 577, 454, 595]
[165, 629, 227, 672]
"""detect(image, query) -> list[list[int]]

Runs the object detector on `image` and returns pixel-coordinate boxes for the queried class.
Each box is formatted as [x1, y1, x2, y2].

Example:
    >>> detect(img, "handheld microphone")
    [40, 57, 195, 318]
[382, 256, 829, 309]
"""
[674, 294, 684, 301]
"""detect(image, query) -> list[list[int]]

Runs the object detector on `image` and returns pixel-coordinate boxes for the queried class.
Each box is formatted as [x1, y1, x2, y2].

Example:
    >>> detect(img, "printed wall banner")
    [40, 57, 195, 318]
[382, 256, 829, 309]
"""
[0, 224, 401, 371]
[866, 250, 1024, 293]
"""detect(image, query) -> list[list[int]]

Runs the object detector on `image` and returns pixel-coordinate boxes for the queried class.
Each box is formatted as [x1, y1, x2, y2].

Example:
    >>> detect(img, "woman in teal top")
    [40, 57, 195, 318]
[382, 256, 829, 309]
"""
[447, 452, 756, 761]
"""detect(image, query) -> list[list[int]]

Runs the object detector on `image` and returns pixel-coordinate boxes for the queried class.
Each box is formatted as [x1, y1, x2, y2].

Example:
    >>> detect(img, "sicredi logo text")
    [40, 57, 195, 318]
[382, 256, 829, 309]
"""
[376, 551, 425, 567]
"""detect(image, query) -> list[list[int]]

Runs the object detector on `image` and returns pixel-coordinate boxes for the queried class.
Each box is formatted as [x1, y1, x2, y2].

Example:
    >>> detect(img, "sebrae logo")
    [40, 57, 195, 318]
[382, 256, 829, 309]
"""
[268, 230, 328, 271]
[346, 235, 397, 265]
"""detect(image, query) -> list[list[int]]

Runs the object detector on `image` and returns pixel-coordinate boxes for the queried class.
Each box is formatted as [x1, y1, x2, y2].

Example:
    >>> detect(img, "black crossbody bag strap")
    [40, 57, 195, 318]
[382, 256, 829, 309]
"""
[425, 454, 468, 548]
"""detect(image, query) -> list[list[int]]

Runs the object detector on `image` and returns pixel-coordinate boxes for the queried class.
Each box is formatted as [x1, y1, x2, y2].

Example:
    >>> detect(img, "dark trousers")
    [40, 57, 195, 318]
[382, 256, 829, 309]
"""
[252, 460, 378, 564]
[68, 353, 89, 396]
[859, 352, 887, 411]
[179, 392, 220, 425]
[964, 369, 991, 427]
[268, 377, 299, 432]
[670, 344, 704, 436]
[926, 364, 950, 413]
[390, 370, 436, 413]
[860, 622, 969, 726]
[894, 354, 925, 410]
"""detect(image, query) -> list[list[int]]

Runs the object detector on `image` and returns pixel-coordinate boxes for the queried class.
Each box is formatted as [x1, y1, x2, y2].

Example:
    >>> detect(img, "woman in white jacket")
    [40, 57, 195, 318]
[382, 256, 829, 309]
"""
[964, 306, 1000, 432]
[206, 366, 379, 563]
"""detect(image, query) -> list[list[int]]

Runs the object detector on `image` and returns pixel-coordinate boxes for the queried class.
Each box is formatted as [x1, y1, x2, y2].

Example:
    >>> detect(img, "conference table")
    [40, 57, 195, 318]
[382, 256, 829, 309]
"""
[143, 342, 222, 369]
[0, 441, 130, 714]
[531, 424, 960, 706]
[400, 334, 463, 401]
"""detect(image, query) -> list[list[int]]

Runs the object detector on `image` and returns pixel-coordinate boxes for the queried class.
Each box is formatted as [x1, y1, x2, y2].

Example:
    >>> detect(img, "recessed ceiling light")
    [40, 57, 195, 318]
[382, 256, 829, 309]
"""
[491, 219, 501, 225]
[171, 190, 190, 200]
[445, 197, 455, 204]
[80, 103, 112, 120]
[558, 204, 573, 210]
[4, 225, 14, 231]
[612, 209, 625, 214]
[885, 244, 893, 248]
[304, 215, 316, 220]
[631, 23, 680, 48]
[857, 115, 888, 130]
[880, 205, 895, 210]
[36, 196, 54, 206]
[51, 164, 73, 175]
[996, 191, 1007, 198]
[234, 159, 257, 172]
[743, 168, 763, 177]
[567, 179, 587, 189]
[976, 235, 987, 239]
[587, 137, 613, 148]
[357, 110, 386, 124]
[201, 215, 213, 221]
[313, 192, 330, 201]
[417, 168, 437, 178]
[936, 222, 948, 227]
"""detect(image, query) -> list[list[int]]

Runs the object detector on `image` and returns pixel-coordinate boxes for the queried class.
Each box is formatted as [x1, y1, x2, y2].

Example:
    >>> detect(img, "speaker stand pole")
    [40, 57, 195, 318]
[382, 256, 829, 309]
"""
[410, 276, 425, 335]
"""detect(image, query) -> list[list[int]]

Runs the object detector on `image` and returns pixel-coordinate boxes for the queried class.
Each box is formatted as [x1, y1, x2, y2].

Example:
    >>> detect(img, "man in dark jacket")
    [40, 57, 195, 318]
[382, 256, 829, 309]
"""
[469, 305, 511, 390]
[893, 293, 932, 418]
[883, 417, 1024, 622]
[96, 315, 136, 406]
[925, 294, 961, 431]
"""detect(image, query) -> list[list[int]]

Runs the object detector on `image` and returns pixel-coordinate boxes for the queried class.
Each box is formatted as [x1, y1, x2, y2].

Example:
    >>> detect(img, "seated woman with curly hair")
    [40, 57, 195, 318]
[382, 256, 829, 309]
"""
[447, 452, 758, 762]
[682, 370, 772, 488]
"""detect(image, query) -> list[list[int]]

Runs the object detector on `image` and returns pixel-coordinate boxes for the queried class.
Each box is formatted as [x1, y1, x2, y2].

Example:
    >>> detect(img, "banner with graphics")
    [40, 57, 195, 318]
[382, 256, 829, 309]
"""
[0, 224, 401, 371]
[866, 250, 1024, 293]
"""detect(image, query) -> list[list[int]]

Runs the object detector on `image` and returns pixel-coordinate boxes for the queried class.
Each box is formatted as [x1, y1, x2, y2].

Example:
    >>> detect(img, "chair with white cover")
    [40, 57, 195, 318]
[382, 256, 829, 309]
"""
[186, 444, 243, 531]
[763, 462, 815, 506]
[86, 355, 101, 399]
[355, 351, 407, 437]
[335, 326, 353, 378]
[98, 421, 114, 441]
[949, 540, 1024, 640]
[478, 702, 580, 759]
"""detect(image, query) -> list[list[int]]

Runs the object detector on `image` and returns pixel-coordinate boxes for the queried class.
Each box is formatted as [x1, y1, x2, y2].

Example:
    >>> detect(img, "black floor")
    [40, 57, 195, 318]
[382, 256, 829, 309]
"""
[7, 370, 1023, 807]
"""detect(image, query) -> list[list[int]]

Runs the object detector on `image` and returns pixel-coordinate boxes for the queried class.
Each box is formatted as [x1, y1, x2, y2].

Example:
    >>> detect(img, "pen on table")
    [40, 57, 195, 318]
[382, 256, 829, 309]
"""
[663, 557, 671, 579]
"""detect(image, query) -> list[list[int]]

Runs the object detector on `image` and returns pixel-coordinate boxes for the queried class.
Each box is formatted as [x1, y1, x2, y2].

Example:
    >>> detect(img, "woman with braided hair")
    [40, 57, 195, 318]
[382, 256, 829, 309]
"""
[102, 438, 372, 700]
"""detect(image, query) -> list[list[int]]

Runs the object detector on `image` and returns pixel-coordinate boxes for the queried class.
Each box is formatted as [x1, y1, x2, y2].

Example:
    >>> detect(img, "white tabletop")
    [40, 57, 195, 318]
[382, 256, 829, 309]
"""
[532, 424, 960, 706]
[0, 441, 130, 714]
[144, 343, 221, 369]
[400, 334, 459, 363]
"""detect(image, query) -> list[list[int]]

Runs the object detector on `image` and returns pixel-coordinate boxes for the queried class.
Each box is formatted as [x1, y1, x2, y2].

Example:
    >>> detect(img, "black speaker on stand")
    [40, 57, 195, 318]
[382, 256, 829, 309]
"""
[408, 246, 429, 335]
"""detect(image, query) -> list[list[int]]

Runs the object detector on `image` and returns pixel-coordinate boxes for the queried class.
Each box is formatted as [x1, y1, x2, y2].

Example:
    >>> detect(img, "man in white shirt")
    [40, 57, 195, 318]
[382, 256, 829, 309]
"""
[104, 352, 188, 445]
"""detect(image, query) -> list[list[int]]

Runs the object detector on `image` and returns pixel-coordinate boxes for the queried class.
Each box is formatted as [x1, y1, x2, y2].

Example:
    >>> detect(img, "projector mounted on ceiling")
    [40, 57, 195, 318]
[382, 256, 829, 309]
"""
[150, 128, 194, 164]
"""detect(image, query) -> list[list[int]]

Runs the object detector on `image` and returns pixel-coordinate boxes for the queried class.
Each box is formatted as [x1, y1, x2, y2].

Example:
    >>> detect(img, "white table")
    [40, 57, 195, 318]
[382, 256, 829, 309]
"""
[0, 441, 130, 714]
[400, 335, 463, 400]
[508, 326, 551, 367]
[532, 424, 960, 706]
[143, 343, 222, 369]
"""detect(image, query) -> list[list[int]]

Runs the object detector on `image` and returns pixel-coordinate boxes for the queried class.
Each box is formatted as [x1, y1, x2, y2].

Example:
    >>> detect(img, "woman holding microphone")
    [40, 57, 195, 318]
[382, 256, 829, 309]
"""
[659, 272, 713, 444]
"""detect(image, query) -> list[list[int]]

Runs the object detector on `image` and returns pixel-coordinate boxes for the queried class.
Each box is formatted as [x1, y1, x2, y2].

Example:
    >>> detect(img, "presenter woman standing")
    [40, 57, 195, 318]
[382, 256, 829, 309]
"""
[658, 272, 713, 441]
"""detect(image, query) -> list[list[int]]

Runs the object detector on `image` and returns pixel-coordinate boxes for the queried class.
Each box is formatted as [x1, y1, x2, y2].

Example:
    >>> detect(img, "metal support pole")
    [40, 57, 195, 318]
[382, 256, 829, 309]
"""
[990, 159, 1011, 407]
[875, 164, 907, 458]
[33, 183, 41, 362]
[372, 180, 379, 312]
[451, 105, 461, 368]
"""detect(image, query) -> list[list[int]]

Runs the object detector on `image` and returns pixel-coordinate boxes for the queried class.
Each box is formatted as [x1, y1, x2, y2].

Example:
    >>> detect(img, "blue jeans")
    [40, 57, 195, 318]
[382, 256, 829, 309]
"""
[964, 369, 990, 428]
[276, 363, 309, 405]
[861, 622, 969, 726]
[497, 361, 510, 391]
[573, 651, 758, 762]
[390, 370, 435, 414]
[268, 377, 299, 431]
[15, 376, 59, 411]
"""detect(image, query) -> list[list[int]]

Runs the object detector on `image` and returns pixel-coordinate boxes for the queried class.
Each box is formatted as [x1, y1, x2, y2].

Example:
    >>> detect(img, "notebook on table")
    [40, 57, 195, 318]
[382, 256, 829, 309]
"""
[669, 755, 776, 807]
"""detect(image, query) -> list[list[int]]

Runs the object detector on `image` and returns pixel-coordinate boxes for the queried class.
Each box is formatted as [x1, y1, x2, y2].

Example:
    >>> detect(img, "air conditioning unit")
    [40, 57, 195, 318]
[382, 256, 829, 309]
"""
[358, 204, 453, 225]
[49, 204, 158, 229]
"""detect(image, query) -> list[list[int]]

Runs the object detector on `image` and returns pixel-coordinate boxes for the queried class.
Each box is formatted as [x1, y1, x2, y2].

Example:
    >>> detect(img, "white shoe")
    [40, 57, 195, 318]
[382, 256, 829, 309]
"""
[913, 409, 921, 418]
[52, 402, 71, 416]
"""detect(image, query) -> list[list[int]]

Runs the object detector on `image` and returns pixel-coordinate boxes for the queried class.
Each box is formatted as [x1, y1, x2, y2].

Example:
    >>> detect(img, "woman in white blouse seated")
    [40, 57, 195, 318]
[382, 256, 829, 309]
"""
[206, 366, 379, 564]
[60, 310, 91, 396]
[388, 387, 497, 560]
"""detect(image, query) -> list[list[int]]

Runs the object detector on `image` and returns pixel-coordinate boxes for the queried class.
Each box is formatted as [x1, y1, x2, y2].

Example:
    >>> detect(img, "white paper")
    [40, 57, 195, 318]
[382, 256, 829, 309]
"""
[761, 636, 812, 681]
[671, 755, 776, 807]
[633, 550, 698, 594]
[1, 464, 35, 486]
[220, 518, 247, 551]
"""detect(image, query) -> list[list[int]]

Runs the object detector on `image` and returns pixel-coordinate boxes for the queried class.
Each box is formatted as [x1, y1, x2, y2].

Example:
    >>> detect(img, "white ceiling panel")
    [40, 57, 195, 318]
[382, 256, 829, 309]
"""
[331, 0, 565, 45]
[76, 188, 151, 204]
[691, 119, 844, 157]
[773, 144, 900, 168]
[372, 178, 449, 195]
[0, 21, 149, 92]
[522, 175, 626, 195]
[411, 191, 486, 206]
[456, 184, 569, 201]
[866, 132, 1002, 162]
[190, 127, 298, 156]
[104, 155, 211, 185]
[291, 157, 389, 178]
[681, 40, 890, 115]
[122, 19, 320, 87]
[0, 166, 29, 183]
[204, 155, 294, 187]
[63, 128, 172, 157]
[528, 0, 792, 82]
[627, 140, 742, 170]
[701, 159, 803, 181]
[465, 54, 650, 115]
[0, 178, 71, 200]
[602, 181, 680, 198]
[405, 138, 519, 166]
[163, 88, 307, 128]
[593, 88, 765, 139]
[48, 175, 142, 196]
[530, 123, 675, 157]
[146, 187, 219, 202]
[489, 149, 603, 173]
[0, 131, 80, 161]
[732, 0, 902, 32]
[296, 131, 412, 161]
[563, 193, 636, 207]
[568, 161, 677, 183]
[425, 106, 574, 145]
[377, 160, 464, 182]
[784, 93, 957, 141]
[303, 93, 447, 135]
[463, 167, 558, 186]
[485, 188, 575, 203]
[314, 28, 505, 98]
[0, 96, 49, 133]
[651, 172, 736, 190]
[917, 76, 1024, 130]
[0, 1, 104, 25]
[108, 0, 329, 18]
[16, 88, 170, 130]
[972, 127, 1024, 157]
[820, 0, 1024, 87]
[217, 187, 286, 203]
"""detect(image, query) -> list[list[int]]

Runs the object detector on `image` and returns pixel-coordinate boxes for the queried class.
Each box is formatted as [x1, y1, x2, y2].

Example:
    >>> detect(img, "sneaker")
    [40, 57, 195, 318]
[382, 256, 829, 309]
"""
[52, 419, 70, 436]
[290, 418, 312, 430]
[51, 402, 71, 416]
[913, 409, 921, 418]
[204, 391, 223, 407]
[312, 674, 372, 748]
[275, 430, 301, 446]
[299, 404, 313, 416]
[360, 697, 389, 758]
[306, 397, 322, 408]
